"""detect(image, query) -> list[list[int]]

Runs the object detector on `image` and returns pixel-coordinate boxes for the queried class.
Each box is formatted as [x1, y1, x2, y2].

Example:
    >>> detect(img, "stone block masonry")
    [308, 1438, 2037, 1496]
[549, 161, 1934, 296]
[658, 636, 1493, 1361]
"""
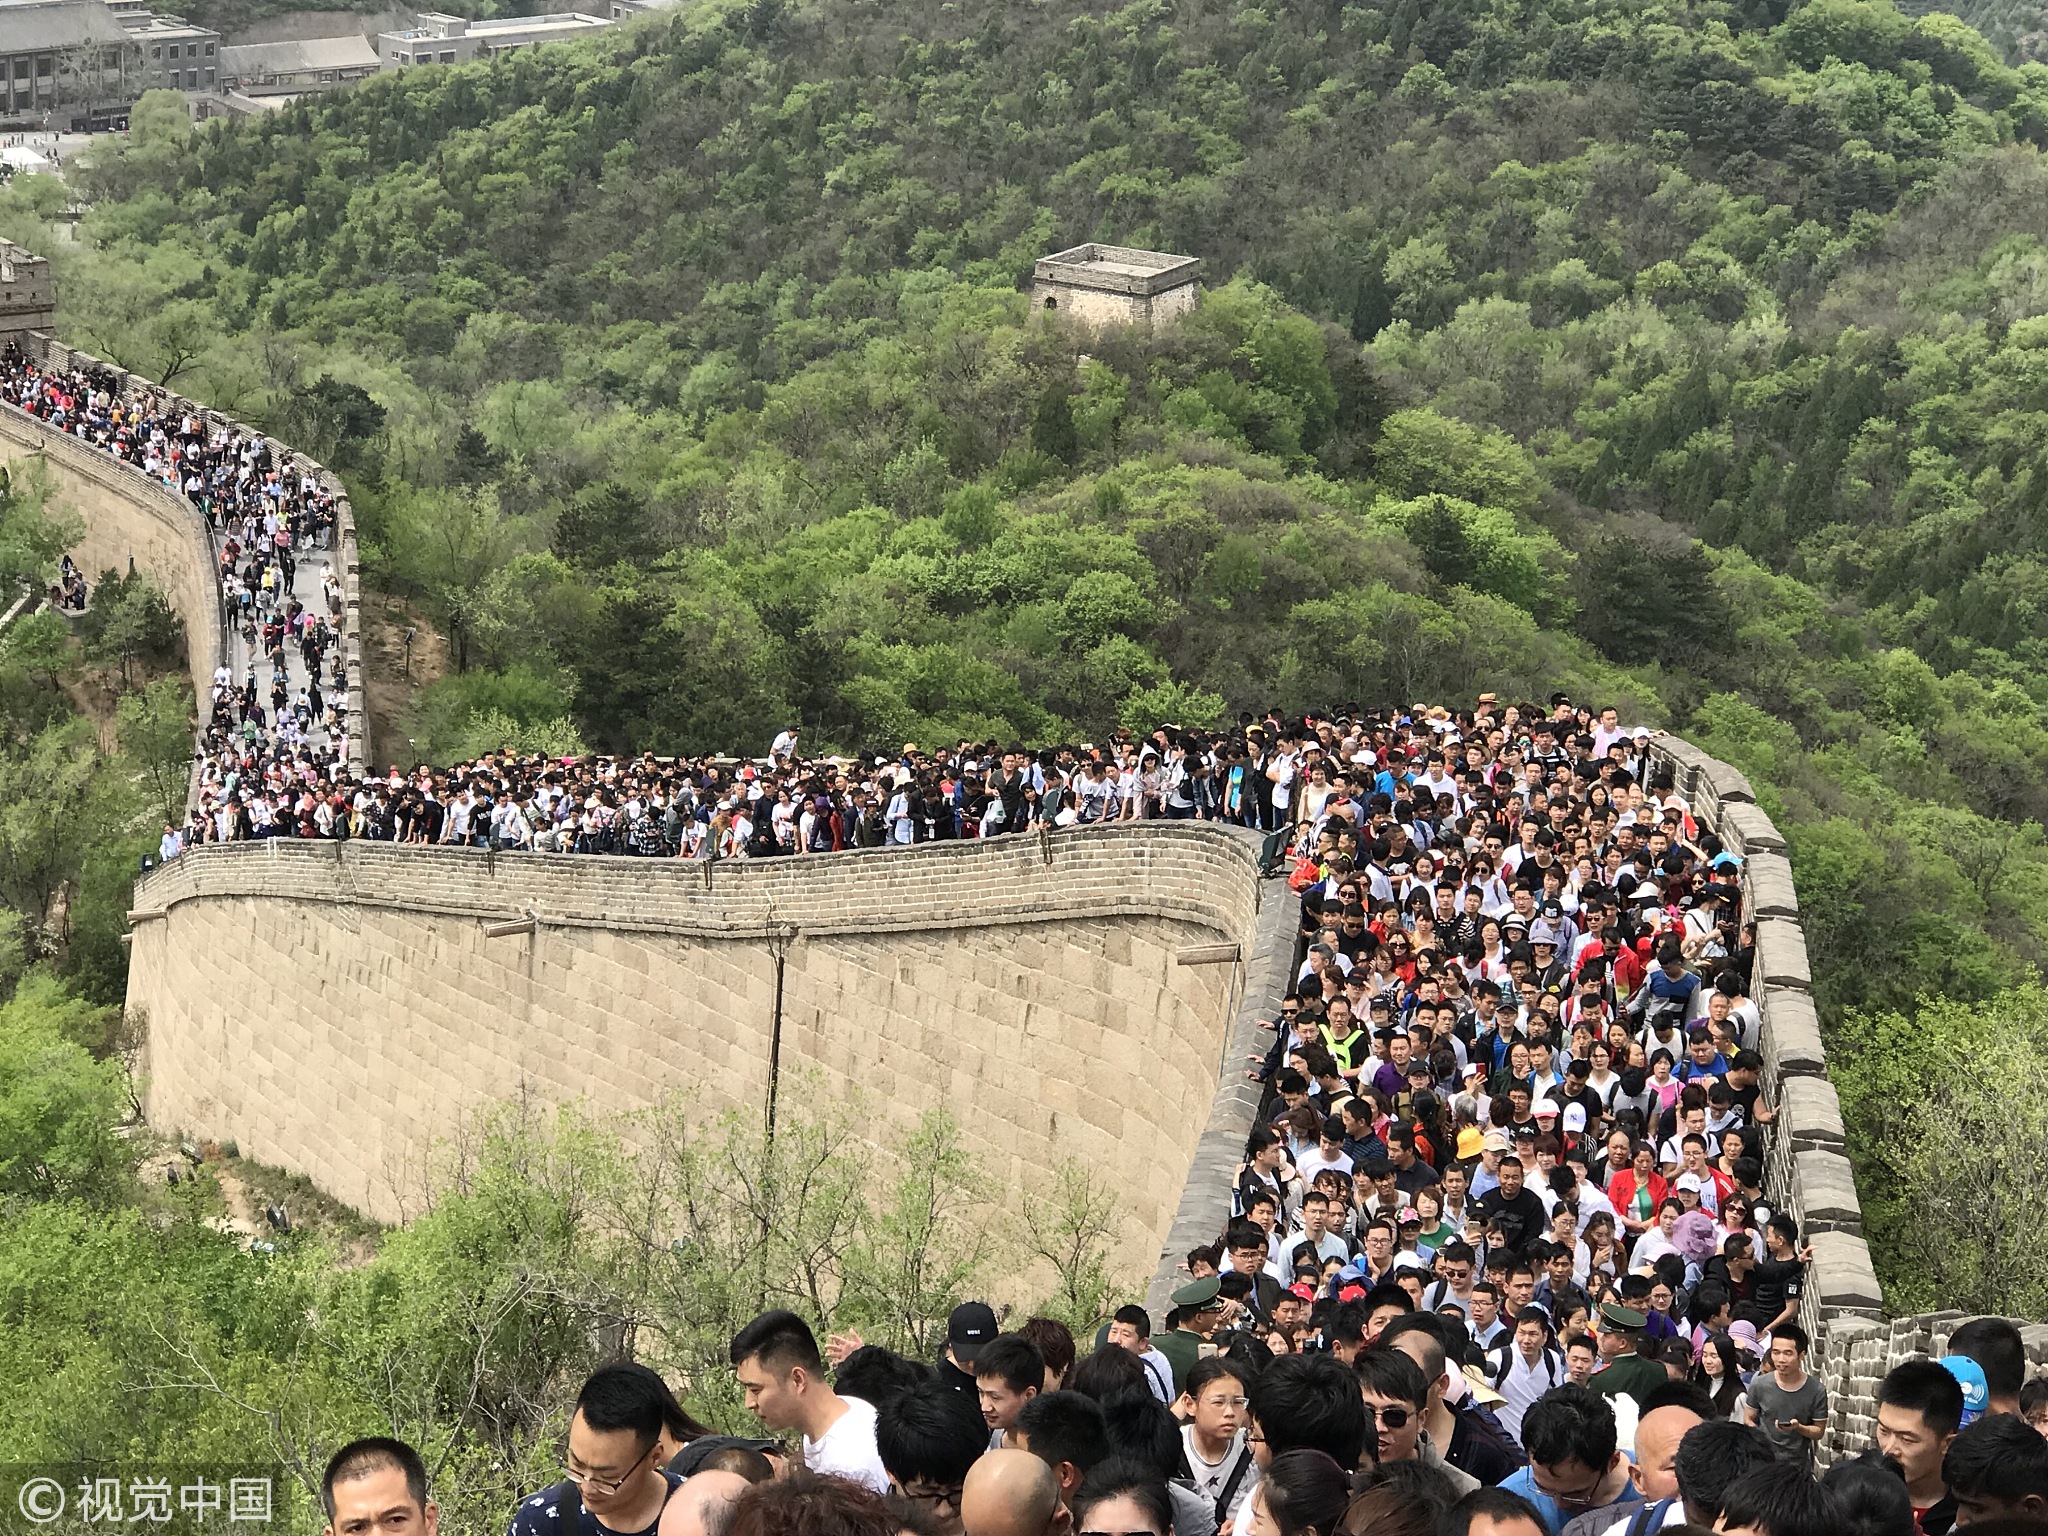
[129, 824, 1271, 1291]
[0, 402, 225, 708]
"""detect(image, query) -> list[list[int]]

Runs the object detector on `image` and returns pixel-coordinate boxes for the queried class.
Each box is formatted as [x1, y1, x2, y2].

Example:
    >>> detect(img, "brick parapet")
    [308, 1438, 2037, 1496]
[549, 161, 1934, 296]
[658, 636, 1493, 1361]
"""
[126, 821, 1272, 1295]
[1646, 737, 1887, 1463]
[133, 820, 1265, 942]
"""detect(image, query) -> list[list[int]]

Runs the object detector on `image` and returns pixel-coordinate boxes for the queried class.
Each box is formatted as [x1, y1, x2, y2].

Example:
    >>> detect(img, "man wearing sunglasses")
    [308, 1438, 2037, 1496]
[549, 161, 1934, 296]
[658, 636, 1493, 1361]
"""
[1354, 1346, 1480, 1495]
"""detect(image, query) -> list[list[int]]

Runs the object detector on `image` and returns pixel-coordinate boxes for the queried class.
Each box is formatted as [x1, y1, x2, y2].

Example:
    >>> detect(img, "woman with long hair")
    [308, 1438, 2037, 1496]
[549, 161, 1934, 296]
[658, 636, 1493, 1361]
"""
[1691, 1333, 1745, 1419]
[1071, 1463, 1174, 1536]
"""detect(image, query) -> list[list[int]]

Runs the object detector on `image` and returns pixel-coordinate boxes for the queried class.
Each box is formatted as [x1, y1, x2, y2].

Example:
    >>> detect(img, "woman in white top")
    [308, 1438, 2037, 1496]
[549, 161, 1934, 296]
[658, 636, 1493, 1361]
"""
[1631, 1198, 1684, 1273]
[1575, 1210, 1622, 1287]
[1299, 763, 1336, 824]
[1582, 1042, 1622, 1110]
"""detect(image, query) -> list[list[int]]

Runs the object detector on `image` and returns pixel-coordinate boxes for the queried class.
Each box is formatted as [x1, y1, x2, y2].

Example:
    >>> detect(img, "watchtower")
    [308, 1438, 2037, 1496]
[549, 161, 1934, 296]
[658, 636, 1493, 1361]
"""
[0, 240, 55, 340]
[1031, 244, 1202, 330]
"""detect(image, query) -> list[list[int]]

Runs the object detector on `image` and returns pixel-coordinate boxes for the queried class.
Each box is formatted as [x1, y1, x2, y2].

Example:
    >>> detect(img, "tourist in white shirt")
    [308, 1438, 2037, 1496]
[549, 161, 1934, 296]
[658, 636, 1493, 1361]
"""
[731, 1310, 890, 1493]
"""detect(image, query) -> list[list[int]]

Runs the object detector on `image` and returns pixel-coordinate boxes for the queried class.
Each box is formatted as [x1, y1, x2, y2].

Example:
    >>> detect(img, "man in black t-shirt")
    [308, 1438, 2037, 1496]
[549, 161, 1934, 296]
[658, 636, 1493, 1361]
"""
[1473, 1155, 1547, 1252]
[1723, 1049, 1773, 1125]
[1736, 1214, 1811, 1333]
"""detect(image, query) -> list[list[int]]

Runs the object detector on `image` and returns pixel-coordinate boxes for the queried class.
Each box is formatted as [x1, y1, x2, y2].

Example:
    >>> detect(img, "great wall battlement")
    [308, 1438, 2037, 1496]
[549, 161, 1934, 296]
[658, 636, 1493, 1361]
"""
[2, 264, 2023, 1430]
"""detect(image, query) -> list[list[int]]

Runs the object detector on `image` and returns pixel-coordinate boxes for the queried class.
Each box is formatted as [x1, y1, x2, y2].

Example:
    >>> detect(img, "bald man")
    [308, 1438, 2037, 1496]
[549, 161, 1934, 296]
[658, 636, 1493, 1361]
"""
[666, 1470, 750, 1536]
[961, 1449, 1069, 1536]
[1559, 1402, 1701, 1536]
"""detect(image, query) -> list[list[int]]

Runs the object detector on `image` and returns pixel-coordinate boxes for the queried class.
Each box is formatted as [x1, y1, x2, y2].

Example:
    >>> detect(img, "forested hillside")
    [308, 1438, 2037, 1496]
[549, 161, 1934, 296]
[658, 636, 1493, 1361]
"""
[7, 0, 2048, 1416]
[1901, 0, 2048, 64]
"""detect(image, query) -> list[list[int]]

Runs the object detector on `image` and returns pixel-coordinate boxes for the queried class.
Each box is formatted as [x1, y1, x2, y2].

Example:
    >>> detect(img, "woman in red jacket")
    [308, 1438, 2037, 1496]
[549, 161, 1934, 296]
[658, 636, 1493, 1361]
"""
[1606, 1139, 1669, 1241]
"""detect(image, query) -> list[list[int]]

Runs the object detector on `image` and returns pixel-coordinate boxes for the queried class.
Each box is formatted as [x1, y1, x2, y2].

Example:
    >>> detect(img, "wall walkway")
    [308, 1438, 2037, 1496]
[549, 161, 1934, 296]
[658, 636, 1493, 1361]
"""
[0, 333, 369, 775]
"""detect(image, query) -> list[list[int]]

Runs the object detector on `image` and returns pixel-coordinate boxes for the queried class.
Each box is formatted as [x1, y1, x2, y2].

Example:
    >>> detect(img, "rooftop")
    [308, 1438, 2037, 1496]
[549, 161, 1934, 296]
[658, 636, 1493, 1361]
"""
[1033, 243, 1203, 297]
[468, 11, 609, 32]
[119, 9, 214, 36]
[384, 8, 610, 37]
[221, 33, 379, 73]
[0, 0, 132, 50]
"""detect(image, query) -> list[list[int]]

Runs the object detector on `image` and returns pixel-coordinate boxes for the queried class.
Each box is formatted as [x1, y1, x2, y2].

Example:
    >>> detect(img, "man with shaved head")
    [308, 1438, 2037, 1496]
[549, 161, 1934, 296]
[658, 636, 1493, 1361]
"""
[1559, 1385, 1707, 1536]
[961, 1449, 1069, 1536]
[322, 1438, 436, 1536]
[669, 1471, 749, 1536]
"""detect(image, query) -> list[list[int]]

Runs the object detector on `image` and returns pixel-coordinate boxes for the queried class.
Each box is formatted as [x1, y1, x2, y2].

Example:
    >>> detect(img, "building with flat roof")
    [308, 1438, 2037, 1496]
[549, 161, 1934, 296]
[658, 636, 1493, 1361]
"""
[219, 32, 377, 96]
[1031, 243, 1203, 330]
[0, 0, 138, 127]
[0, 236, 54, 335]
[376, 9, 613, 69]
[115, 5, 217, 96]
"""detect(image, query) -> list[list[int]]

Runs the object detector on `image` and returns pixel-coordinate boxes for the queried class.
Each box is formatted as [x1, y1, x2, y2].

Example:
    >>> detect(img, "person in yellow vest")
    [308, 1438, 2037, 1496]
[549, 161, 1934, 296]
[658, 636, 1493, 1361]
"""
[1320, 998, 1368, 1083]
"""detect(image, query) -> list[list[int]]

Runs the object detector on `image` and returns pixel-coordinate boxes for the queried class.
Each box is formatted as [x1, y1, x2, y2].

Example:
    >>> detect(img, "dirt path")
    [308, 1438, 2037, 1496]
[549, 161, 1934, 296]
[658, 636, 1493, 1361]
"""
[360, 591, 450, 770]
[210, 1156, 264, 1241]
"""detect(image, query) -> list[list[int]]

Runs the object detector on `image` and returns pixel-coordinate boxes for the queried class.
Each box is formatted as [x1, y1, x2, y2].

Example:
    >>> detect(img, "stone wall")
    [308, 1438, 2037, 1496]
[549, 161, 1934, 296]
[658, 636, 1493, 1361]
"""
[1646, 737, 1892, 1463]
[0, 331, 369, 774]
[127, 822, 1272, 1291]
[0, 402, 225, 708]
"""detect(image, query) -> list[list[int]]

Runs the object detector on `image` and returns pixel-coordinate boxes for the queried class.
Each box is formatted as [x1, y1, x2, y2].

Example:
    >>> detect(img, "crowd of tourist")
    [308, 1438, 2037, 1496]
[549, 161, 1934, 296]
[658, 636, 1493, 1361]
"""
[312, 1307, 2048, 1536]
[0, 343, 359, 851]
[294, 701, 2048, 1536]
[3, 257, 2034, 1536]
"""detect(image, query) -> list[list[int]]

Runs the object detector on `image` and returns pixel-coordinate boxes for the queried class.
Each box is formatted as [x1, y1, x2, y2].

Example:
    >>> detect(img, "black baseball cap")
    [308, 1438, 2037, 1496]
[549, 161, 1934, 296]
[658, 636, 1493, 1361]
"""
[948, 1301, 997, 1362]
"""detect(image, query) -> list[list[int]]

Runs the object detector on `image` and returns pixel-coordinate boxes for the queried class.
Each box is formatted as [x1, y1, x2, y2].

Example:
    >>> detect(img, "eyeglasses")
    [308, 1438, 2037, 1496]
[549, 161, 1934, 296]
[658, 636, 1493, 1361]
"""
[1364, 1405, 1412, 1428]
[901, 1483, 965, 1512]
[1200, 1395, 1250, 1410]
[561, 1441, 654, 1497]
[1533, 1470, 1608, 1510]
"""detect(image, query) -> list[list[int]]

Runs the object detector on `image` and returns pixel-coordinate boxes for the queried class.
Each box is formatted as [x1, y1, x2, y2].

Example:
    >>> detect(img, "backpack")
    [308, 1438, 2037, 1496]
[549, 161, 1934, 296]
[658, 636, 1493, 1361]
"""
[1627, 1499, 1676, 1535]
[1487, 1341, 1563, 1392]
[1210, 1445, 1254, 1528]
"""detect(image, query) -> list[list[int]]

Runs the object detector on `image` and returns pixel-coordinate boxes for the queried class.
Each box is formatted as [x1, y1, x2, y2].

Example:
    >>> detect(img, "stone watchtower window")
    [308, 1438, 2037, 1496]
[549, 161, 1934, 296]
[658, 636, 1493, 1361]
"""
[1044, 296, 1057, 309]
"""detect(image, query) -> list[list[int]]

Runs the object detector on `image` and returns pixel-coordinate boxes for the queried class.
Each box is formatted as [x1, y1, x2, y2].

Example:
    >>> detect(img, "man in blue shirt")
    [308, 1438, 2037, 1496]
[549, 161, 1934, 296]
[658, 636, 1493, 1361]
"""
[1495, 1384, 1638, 1534]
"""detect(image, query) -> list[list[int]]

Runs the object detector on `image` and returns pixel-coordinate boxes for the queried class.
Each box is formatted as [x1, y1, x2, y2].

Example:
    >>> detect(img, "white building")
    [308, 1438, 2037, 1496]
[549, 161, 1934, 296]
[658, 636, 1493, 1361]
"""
[376, 10, 613, 69]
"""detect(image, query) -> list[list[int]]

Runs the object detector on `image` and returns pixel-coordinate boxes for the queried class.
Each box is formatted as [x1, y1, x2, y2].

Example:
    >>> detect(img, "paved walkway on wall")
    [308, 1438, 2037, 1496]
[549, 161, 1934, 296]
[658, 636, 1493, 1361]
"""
[214, 535, 338, 754]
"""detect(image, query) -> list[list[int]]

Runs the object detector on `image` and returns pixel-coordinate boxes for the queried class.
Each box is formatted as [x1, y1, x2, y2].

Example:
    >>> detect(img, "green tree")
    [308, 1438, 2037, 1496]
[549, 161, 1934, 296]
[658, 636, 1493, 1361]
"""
[0, 972, 131, 1204]
[0, 719, 107, 963]
[1574, 534, 1728, 667]
[117, 676, 195, 828]
[1030, 385, 1079, 467]
[79, 571, 183, 688]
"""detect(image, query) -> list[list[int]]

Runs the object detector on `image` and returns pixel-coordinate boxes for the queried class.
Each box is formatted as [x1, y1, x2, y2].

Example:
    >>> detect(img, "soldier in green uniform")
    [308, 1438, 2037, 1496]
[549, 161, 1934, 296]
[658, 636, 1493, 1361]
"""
[1152, 1277, 1230, 1397]
[1590, 1303, 1668, 1407]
